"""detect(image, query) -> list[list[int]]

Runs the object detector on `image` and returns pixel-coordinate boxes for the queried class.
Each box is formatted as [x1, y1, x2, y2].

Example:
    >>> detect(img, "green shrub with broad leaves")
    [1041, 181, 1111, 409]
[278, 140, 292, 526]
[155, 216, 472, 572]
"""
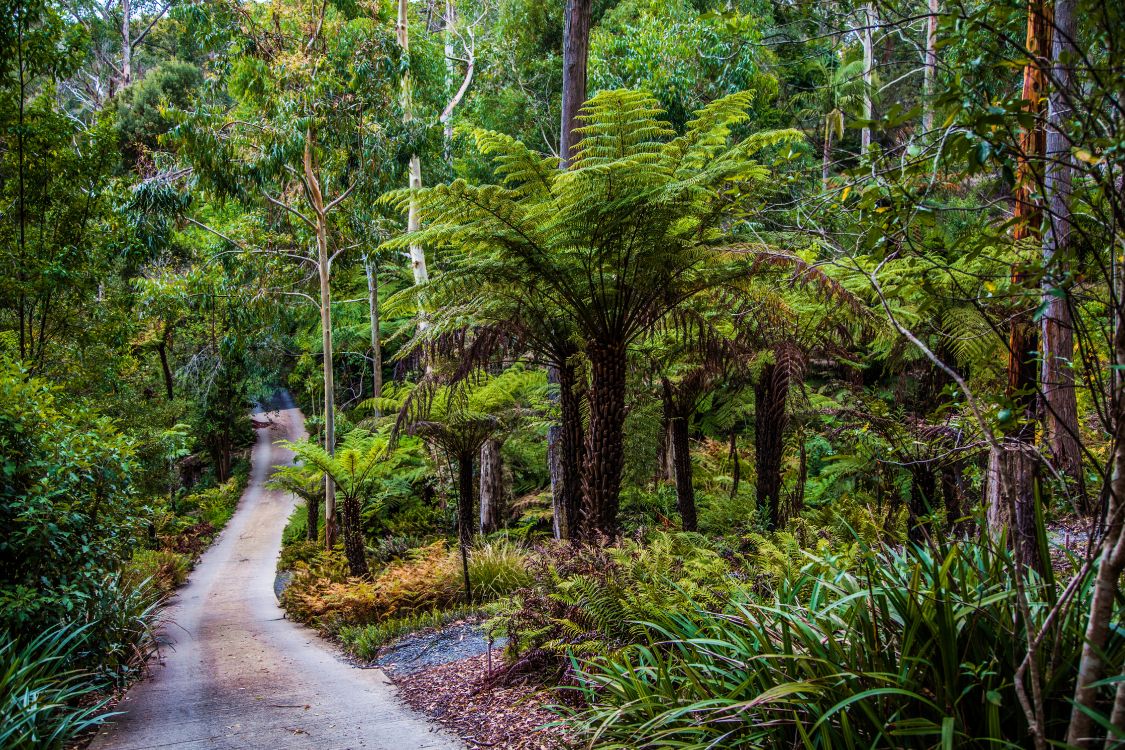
[571, 541, 1119, 748]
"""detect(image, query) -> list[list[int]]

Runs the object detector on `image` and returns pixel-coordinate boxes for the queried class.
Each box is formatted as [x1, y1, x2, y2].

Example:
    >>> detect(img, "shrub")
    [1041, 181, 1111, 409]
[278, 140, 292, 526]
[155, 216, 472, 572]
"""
[124, 549, 192, 594]
[571, 541, 1120, 748]
[488, 532, 730, 673]
[281, 542, 461, 632]
[0, 626, 110, 750]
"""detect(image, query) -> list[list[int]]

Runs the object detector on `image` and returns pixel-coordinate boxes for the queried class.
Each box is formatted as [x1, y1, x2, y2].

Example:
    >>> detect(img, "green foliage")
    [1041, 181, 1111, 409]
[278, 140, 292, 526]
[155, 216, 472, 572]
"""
[571, 541, 1114, 748]
[125, 549, 192, 594]
[0, 627, 111, 750]
[115, 61, 203, 166]
[488, 532, 730, 669]
[0, 361, 141, 635]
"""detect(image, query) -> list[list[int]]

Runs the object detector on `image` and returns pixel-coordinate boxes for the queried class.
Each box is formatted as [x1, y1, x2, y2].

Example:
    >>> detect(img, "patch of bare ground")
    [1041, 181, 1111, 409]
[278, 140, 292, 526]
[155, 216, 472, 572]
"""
[393, 654, 572, 750]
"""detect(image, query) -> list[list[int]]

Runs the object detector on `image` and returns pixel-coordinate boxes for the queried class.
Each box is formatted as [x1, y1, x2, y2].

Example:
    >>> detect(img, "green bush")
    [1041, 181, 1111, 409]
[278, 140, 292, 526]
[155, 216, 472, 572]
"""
[0, 626, 111, 750]
[571, 541, 1119, 748]
[488, 532, 730, 670]
[125, 549, 192, 594]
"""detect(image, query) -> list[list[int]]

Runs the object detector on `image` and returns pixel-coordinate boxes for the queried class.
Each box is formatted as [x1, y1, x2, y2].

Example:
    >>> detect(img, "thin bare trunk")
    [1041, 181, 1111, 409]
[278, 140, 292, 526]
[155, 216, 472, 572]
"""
[922, 0, 938, 133]
[120, 0, 132, 90]
[821, 117, 833, 187]
[1042, 0, 1083, 499]
[365, 256, 382, 417]
[559, 0, 592, 167]
[669, 414, 697, 532]
[985, 0, 1051, 571]
[398, 0, 428, 287]
[861, 3, 874, 152]
[305, 131, 337, 550]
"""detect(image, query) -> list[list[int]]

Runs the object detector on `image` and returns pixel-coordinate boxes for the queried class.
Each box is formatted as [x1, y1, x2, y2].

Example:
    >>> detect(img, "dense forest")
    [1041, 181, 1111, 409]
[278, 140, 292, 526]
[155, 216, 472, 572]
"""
[2, 0, 1124, 746]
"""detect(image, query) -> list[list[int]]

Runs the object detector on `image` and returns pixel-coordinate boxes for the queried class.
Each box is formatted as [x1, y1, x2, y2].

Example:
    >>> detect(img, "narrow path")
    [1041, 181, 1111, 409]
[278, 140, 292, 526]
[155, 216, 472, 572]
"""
[90, 394, 460, 750]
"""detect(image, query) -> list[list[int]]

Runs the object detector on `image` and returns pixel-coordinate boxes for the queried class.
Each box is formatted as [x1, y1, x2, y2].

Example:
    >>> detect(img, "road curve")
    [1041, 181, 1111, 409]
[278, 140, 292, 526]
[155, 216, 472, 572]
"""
[90, 395, 460, 750]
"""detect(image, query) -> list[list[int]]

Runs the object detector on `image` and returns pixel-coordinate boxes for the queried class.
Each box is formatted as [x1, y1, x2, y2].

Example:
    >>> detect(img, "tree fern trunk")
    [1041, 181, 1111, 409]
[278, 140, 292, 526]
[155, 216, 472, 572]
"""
[755, 362, 790, 531]
[457, 449, 474, 600]
[581, 341, 627, 538]
[559, 358, 586, 540]
[341, 495, 368, 578]
[670, 415, 697, 532]
[306, 491, 320, 542]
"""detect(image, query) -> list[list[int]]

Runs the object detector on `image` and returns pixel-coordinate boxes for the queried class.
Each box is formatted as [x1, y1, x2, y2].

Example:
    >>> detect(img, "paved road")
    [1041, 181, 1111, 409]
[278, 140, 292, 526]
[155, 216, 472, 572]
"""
[90, 395, 460, 750]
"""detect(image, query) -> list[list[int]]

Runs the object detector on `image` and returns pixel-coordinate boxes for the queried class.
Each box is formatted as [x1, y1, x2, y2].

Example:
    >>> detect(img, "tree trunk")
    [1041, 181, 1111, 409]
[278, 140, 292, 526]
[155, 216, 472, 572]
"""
[922, 0, 939, 133]
[306, 131, 338, 550]
[821, 116, 833, 187]
[365, 256, 382, 416]
[1042, 0, 1083, 503]
[559, 0, 593, 166]
[581, 341, 627, 538]
[479, 438, 505, 534]
[341, 494, 368, 578]
[120, 0, 132, 91]
[985, 0, 1051, 571]
[729, 429, 741, 499]
[558, 357, 586, 539]
[755, 362, 790, 531]
[1067, 177, 1125, 749]
[397, 0, 429, 288]
[861, 2, 874, 152]
[157, 323, 174, 401]
[306, 492, 320, 542]
[456, 450, 474, 601]
[669, 414, 697, 532]
[907, 466, 937, 543]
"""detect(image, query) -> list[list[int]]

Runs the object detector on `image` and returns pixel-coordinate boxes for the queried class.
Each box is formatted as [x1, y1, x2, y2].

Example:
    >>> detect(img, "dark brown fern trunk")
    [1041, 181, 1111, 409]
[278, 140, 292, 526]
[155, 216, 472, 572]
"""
[341, 495, 368, 578]
[456, 450, 474, 601]
[729, 429, 741, 499]
[581, 341, 627, 538]
[306, 492, 320, 542]
[669, 416, 697, 532]
[755, 363, 790, 531]
[558, 359, 586, 540]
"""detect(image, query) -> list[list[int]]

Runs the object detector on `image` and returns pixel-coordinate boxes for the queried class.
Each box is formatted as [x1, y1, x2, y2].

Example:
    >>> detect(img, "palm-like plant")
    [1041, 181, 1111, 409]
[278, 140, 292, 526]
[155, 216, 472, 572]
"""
[372, 365, 544, 599]
[267, 461, 324, 543]
[283, 430, 394, 578]
[383, 89, 804, 537]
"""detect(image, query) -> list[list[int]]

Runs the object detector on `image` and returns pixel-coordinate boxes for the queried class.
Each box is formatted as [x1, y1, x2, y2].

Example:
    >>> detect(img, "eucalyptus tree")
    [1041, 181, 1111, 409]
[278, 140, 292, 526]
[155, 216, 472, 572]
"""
[385, 89, 803, 537]
[171, 0, 402, 548]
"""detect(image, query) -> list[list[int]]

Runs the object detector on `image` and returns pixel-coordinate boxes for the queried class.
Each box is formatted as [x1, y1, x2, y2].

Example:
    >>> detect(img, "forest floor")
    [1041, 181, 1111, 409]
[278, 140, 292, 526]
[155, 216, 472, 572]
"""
[380, 629, 569, 750]
[86, 396, 460, 750]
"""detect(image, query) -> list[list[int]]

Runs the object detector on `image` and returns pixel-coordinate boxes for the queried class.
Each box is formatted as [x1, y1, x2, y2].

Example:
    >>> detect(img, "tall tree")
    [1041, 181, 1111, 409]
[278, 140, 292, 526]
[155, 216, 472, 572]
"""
[984, 0, 1052, 571]
[1041, 0, 1082, 499]
[397, 0, 429, 287]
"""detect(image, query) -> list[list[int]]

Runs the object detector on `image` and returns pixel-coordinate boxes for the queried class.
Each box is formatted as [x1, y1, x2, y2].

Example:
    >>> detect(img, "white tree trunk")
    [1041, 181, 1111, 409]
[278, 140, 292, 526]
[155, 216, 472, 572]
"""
[397, 0, 428, 287]
[365, 256, 382, 417]
[861, 2, 874, 152]
[922, 0, 938, 133]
